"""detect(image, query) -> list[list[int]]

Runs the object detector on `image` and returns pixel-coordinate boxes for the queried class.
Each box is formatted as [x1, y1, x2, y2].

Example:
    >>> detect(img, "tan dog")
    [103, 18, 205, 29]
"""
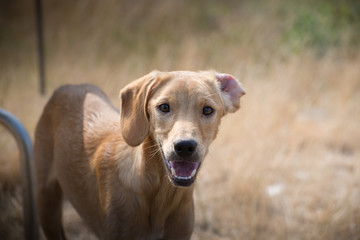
[34, 71, 245, 240]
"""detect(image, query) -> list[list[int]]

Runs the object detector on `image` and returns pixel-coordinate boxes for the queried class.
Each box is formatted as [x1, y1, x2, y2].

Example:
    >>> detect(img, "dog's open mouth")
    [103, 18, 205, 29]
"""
[161, 151, 201, 187]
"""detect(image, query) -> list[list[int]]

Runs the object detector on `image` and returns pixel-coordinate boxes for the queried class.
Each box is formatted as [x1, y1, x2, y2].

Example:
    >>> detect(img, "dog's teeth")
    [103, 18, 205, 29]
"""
[190, 169, 197, 178]
[175, 175, 191, 180]
[170, 164, 198, 180]
[174, 169, 197, 180]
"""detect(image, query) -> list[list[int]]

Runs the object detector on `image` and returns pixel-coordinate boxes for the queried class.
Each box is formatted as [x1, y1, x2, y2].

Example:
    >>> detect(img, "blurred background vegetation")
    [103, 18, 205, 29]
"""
[1, 0, 359, 78]
[0, 0, 359, 105]
[0, 0, 360, 239]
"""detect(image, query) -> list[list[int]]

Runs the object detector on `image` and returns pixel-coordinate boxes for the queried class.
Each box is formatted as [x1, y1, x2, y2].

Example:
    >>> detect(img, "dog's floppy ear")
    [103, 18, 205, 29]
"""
[120, 71, 159, 147]
[215, 73, 246, 114]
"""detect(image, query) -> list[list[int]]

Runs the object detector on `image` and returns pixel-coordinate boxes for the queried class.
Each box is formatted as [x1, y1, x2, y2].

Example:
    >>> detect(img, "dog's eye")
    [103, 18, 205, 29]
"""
[202, 106, 214, 116]
[158, 104, 170, 113]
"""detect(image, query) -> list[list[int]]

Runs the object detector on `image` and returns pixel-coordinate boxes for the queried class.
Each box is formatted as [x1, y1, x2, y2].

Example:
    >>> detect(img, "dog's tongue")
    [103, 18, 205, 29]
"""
[169, 161, 199, 178]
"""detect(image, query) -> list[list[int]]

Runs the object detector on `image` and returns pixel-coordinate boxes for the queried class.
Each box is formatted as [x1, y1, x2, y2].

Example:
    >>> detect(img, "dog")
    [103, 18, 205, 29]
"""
[34, 70, 245, 240]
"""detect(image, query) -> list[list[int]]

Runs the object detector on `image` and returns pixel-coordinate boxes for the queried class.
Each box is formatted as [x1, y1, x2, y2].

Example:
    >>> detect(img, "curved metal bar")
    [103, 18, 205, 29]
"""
[0, 109, 39, 240]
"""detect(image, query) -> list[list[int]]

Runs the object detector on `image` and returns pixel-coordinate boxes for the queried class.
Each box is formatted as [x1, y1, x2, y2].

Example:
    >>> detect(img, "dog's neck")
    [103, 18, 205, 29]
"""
[122, 135, 194, 232]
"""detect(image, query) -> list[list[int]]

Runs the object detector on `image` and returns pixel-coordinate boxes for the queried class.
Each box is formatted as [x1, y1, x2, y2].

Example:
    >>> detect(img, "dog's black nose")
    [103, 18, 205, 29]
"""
[174, 140, 198, 158]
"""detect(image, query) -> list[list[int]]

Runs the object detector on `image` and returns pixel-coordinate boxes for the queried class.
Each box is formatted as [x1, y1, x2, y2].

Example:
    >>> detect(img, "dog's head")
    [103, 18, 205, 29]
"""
[120, 71, 245, 187]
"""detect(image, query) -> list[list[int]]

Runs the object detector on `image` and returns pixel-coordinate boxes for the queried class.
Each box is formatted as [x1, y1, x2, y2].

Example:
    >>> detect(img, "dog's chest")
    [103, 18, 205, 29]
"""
[147, 229, 164, 240]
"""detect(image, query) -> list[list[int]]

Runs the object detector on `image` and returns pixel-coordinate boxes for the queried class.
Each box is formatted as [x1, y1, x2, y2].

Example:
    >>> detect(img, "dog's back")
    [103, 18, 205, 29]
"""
[34, 84, 119, 237]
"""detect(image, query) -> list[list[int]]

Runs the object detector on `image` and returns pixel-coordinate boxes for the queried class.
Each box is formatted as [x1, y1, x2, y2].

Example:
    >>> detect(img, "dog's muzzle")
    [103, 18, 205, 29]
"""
[161, 140, 202, 187]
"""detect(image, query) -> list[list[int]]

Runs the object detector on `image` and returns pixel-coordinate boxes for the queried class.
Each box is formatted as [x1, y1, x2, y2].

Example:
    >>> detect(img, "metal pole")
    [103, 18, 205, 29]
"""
[0, 109, 39, 240]
[35, 0, 46, 95]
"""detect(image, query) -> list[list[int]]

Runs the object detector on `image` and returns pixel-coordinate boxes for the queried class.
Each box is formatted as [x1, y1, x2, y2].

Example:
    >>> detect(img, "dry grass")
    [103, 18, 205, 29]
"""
[195, 55, 360, 239]
[0, 0, 359, 239]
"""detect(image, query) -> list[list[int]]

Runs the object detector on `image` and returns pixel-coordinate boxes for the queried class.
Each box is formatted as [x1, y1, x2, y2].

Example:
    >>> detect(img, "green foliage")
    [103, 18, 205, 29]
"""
[282, 0, 360, 53]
